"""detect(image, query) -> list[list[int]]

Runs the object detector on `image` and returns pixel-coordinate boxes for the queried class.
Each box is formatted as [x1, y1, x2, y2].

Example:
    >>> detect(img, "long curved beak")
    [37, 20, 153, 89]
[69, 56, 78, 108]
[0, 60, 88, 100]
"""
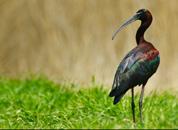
[112, 13, 141, 40]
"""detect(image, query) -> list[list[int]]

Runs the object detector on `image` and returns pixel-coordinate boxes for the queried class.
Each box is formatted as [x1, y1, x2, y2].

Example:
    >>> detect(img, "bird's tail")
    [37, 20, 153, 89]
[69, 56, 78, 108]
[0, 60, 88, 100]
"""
[109, 89, 117, 97]
[109, 84, 128, 105]
[113, 94, 124, 104]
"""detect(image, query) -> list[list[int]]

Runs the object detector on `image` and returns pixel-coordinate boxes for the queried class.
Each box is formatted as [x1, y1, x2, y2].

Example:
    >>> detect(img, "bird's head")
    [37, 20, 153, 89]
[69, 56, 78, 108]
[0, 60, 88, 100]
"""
[112, 9, 152, 40]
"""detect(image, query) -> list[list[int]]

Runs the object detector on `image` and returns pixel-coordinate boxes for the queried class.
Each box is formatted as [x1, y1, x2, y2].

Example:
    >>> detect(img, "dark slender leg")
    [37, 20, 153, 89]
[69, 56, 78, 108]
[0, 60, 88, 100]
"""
[139, 85, 145, 123]
[131, 88, 135, 123]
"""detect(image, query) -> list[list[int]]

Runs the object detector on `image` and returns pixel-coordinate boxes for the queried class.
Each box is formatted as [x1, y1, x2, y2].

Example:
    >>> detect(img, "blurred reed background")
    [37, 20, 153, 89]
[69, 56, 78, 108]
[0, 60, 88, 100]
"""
[0, 0, 177, 92]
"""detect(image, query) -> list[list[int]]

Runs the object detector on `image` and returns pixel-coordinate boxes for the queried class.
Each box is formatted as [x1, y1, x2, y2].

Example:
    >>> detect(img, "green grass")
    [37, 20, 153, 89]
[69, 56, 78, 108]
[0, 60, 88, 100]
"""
[0, 76, 177, 129]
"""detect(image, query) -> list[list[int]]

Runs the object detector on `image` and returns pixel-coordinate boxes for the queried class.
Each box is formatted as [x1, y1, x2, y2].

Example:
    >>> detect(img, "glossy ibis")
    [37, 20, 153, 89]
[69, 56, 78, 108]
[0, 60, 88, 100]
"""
[109, 9, 160, 123]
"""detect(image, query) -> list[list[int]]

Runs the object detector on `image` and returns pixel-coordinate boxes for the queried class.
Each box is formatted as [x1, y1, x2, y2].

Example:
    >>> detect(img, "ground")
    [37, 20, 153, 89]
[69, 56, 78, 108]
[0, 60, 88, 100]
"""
[0, 76, 177, 129]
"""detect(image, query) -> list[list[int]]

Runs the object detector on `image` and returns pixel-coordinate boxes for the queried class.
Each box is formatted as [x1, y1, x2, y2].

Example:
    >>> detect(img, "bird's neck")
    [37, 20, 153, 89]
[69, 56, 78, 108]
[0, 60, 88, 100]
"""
[136, 18, 152, 45]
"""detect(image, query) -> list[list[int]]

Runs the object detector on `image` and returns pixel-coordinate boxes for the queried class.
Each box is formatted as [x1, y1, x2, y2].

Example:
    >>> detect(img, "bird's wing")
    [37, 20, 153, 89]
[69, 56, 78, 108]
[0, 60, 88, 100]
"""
[110, 48, 160, 99]
[110, 49, 145, 96]
[118, 49, 144, 74]
[114, 49, 144, 84]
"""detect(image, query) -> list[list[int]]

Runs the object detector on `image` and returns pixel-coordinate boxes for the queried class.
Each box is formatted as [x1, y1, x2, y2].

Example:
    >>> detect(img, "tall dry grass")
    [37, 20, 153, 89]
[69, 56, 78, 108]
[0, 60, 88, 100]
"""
[0, 0, 177, 92]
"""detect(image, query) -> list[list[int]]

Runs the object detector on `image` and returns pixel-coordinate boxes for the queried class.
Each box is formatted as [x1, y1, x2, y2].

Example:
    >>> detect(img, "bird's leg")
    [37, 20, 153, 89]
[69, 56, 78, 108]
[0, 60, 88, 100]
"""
[131, 88, 135, 123]
[139, 85, 145, 123]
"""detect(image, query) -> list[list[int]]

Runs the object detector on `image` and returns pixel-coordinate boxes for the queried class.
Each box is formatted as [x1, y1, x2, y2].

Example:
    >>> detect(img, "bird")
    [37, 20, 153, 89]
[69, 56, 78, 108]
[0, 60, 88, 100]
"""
[109, 9, 160, 123]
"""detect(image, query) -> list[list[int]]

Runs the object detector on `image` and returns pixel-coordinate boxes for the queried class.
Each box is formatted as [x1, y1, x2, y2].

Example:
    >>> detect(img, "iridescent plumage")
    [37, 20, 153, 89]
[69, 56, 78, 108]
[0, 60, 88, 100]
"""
[109, 9, 160, 123]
